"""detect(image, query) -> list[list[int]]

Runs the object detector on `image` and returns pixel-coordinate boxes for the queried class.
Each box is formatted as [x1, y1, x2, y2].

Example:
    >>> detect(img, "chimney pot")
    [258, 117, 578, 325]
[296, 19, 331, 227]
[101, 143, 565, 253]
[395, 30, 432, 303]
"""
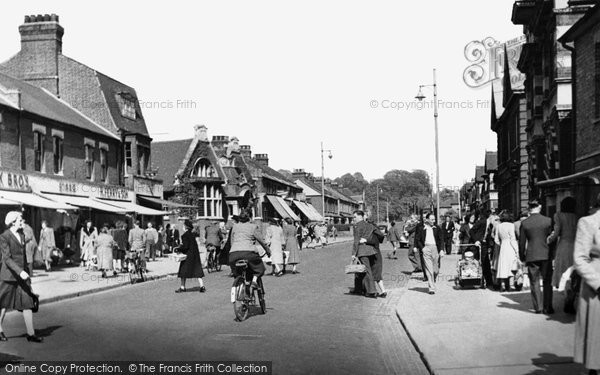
[194, 124, 208, 141]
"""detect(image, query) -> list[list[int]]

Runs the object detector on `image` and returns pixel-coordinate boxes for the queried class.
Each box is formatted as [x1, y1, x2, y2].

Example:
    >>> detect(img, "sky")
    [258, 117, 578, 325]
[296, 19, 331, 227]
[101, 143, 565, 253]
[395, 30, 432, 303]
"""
[0, 1, 522, 188]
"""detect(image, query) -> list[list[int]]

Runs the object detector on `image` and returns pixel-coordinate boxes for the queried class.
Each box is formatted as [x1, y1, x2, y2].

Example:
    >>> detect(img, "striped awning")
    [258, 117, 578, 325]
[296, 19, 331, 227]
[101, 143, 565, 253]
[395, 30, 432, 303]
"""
[265, 195, 300, 221]
[292, 200, 324, 222]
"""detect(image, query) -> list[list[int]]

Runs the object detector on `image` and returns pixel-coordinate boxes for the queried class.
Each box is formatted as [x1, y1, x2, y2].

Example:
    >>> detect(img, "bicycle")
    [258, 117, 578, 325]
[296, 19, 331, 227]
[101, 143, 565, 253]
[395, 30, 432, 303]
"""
[231, 259, 266, 321]
[206, 244, 221, 273]
[125, 249, 147, 284]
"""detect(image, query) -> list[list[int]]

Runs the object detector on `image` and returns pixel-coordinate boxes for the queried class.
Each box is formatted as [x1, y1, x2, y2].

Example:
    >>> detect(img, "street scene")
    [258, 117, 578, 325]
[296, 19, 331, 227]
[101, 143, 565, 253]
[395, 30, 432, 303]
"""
[0, 1, 600, 374]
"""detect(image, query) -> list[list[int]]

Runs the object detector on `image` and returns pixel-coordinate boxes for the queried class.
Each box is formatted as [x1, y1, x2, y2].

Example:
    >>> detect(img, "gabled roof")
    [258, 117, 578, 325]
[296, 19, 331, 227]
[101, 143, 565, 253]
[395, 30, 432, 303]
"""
[0, 71, 119, 140]
[485, 151, 498, 172]
[246, 159, 300, 189]
[152, 138, 194, 190]
[475, 166, 485, 183]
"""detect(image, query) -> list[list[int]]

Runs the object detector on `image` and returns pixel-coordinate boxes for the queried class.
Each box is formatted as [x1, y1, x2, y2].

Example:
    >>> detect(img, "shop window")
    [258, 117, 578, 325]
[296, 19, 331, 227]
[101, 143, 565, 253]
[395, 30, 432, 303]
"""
[53, 136, 63, 174]
[100, 148, 108, 181]
[85, 145, 94, 180]
[33, 131, 44, 172]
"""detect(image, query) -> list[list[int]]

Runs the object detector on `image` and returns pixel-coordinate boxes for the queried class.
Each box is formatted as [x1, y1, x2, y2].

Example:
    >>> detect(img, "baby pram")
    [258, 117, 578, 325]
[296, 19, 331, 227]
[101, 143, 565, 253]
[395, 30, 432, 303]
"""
[454, 244, 482, 288]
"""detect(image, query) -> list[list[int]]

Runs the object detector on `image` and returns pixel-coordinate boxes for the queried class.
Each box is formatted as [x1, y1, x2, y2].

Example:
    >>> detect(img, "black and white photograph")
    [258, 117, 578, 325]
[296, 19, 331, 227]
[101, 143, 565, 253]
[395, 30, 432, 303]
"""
[0, 1, 599, 374]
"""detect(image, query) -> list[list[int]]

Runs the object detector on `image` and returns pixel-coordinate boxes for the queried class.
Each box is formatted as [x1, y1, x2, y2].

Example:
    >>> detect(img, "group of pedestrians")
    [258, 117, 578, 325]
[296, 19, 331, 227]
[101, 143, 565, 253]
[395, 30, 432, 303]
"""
[264, 218, 301, 276]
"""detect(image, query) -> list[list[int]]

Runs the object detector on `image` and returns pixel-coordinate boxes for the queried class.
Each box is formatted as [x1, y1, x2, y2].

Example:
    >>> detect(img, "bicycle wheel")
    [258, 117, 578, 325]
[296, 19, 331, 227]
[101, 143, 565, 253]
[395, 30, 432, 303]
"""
[257, 278, 266, 314]
[207, 252, 214, 273]
[232, 277, 249, 321]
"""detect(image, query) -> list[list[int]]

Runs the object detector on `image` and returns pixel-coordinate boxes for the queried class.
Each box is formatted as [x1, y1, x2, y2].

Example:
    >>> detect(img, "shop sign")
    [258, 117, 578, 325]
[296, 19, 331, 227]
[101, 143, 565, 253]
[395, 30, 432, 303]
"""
[0, 172, 31, 192]
[134, 177, 163, 197]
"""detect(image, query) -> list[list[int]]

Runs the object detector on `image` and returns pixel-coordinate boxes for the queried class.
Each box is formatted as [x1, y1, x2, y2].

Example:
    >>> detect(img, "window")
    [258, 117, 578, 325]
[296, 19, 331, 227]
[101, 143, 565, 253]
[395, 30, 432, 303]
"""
[124, 142, 132, 168]
[137, 145, 149, 175]
[85, 145, 94, 180]
[191, 158, 216, 178]
[197, 184, 222, 219]
[33, 131, 44, 172]
[100, 148, 108, 181]
[53, 136, 63, 174]
[117, 93, 137, 120]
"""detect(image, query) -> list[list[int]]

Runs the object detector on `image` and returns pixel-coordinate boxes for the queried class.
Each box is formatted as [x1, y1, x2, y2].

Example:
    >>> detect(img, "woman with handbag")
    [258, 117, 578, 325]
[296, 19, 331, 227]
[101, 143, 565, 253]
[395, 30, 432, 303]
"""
[39, 220, 56, 272]
[573, 196, 600, 375]
[351, 211, 386, 298]
[494, 210, 519, 292]
[0, 211, 43, 343]
[265, 219, 285, 276]
[175, 220, 205, 293]
[79, 220, 97, 271]
[283, 218, 301, 274]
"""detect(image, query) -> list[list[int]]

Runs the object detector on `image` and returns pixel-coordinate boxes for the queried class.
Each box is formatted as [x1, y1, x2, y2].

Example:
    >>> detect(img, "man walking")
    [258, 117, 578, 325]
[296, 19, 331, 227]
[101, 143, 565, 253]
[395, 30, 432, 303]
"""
[387, 221, 402, 259]
[404, 214, 422, 273]
[519, 200, 554, 314]
[441, 216, 455, 255]
[415, 213, 443, 294]
[144, 222, 159, 262]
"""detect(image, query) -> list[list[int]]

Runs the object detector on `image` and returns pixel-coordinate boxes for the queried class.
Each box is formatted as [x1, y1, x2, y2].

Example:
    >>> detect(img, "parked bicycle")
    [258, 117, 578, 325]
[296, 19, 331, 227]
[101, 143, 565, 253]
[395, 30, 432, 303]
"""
[231, 259, 266, 321]
[125, 249, 147, 284]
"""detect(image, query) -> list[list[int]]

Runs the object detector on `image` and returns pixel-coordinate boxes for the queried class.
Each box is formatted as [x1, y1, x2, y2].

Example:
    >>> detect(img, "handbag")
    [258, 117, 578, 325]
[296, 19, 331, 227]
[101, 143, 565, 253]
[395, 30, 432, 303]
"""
[345, 259, 367, 274]
[511, 258, 521, 272]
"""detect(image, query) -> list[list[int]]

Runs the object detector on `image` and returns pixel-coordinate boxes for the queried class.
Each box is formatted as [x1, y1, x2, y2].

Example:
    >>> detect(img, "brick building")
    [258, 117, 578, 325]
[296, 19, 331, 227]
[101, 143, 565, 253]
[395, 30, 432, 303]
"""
[552, 3, 600, 214]
[491, 46, 529, 215]
[0, 70, 167, 250]
[0, 14, 162, 200]
[511, 0, 595, 215]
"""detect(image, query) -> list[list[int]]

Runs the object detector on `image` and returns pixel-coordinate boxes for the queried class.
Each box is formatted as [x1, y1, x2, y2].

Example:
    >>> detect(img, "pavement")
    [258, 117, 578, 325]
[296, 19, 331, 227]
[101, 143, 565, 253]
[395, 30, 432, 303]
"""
[396, 252, 587, 375]
[1, 237, 428, 375]
[30, 234, 354, 305]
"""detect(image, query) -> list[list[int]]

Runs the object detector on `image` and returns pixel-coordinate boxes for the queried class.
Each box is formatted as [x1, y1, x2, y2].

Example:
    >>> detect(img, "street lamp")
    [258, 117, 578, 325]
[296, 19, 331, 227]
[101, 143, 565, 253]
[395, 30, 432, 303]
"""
[416, 68, 440, 223]
[321, 142, 333, 220]
[376, 185, 382, 224]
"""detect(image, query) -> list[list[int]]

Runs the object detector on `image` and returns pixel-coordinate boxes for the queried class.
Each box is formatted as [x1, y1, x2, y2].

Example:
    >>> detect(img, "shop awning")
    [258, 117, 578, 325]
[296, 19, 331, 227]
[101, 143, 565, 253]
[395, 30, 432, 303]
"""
[95, 199, 166, 216]
[537, 165, 600, 187]
[292, 200, 324, 222]
[137, 195, 194, 208]
[266, 195, 300, 221]
[42, 193, 127, 213]
[0, 197, 22, 206]
[0, 190, 76, 210]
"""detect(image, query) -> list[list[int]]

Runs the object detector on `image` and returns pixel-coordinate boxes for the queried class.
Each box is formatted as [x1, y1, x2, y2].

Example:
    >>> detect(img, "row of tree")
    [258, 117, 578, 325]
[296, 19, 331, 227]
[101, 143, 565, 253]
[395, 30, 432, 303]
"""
[333, 169, 435, 222]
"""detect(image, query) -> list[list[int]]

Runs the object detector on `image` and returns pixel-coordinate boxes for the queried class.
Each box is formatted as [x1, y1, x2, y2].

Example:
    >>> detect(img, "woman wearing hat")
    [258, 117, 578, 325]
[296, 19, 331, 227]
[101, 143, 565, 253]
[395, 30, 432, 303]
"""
[265, 218, 285, 276]
[0, 211, 43, 342]
[175, 219, 206, 293]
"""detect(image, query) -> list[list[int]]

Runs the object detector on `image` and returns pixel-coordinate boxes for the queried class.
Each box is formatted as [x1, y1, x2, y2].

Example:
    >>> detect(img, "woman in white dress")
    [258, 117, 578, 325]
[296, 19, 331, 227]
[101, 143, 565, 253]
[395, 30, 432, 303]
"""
[79, 220, 97, 271]
[265, 219, 285, 276]
[495, 210, 519, 292]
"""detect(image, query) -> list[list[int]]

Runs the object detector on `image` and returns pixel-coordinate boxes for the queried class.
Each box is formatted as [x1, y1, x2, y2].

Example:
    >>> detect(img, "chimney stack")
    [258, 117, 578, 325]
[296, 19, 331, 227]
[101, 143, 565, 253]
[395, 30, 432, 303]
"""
[254, 154, 269, 167]
[18, 14, 63, 95]
[240, 145, 252, 159]
[211, 135, 230, 151]
[292, 168, 308, 179]
[194, 124, 208, 141]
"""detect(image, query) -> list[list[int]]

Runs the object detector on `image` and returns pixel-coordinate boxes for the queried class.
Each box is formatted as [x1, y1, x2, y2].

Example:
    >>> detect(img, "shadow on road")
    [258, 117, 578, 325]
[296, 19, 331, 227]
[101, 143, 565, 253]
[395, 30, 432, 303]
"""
[525, 352, 585, 375]
[497, 292, 575, 324]
[408, 287, 431, 294]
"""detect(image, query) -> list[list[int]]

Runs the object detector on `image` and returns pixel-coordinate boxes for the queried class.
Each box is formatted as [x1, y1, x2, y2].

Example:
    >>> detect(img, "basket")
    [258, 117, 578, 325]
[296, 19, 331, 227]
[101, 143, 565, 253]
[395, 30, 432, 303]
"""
[345, 260, 366, 274]
[168, 253, 187, 262]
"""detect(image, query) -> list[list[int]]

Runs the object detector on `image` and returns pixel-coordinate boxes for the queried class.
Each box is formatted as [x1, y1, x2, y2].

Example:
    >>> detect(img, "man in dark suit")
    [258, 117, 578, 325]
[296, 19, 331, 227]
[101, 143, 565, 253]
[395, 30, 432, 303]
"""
[519, 200, 554, 314]
[469, 210, 495, 288]
[440, 216, 455, 255]
[415, 213, 443, 294]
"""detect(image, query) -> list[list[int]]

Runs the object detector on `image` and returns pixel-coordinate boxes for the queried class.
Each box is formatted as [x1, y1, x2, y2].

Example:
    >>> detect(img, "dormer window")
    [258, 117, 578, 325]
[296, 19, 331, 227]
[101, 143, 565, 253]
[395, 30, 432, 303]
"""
[116, 92, 137, 120]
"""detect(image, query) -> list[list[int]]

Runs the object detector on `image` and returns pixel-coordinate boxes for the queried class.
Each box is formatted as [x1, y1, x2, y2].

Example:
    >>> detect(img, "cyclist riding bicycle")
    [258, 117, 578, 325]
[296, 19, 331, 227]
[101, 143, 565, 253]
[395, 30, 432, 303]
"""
[205, 221, 224, 264]
[228, 210, 271, 289]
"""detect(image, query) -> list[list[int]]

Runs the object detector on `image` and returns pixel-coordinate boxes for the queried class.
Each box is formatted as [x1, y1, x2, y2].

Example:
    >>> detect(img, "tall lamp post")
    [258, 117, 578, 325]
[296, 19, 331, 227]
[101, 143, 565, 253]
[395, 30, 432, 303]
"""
[321, 142, 333, 220]
[416, 68, 440, 222]
[376, 185, 382, 224]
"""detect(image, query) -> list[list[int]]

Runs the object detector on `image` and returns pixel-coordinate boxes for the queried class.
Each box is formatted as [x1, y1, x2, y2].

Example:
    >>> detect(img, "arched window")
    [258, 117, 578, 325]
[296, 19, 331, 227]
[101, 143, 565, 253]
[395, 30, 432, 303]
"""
[191, 158, 216, 178]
